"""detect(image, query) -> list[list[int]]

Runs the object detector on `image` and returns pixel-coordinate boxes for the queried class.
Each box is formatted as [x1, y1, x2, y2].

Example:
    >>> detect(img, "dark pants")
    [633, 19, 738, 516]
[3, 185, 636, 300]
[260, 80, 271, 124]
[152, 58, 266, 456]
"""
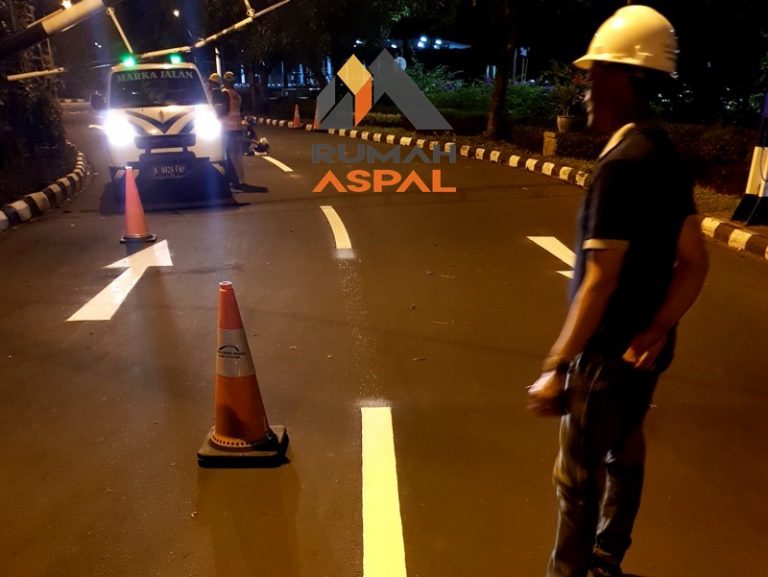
[547, 352, 659, 577]
[224, 130, 243, 187]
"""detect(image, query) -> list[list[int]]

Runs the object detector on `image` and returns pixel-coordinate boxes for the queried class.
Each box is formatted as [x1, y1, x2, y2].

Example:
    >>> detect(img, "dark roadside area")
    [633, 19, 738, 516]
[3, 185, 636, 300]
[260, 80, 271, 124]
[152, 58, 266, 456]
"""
[5, 102, 766, 263]
[249, 105, 768, 262]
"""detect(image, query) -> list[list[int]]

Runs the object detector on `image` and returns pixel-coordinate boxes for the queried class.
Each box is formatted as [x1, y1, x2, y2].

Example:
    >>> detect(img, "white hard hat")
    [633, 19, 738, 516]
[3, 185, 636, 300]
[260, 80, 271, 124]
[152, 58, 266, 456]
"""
[223, 71, 236, 83]
[573, 5, 678, 74]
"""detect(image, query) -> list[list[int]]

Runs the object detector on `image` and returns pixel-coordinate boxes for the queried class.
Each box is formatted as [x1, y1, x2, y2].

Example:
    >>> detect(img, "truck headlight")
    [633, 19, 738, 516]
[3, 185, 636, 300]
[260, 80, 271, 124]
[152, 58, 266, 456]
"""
[195, 107, 222, 141]
[104, 112, 136, 146]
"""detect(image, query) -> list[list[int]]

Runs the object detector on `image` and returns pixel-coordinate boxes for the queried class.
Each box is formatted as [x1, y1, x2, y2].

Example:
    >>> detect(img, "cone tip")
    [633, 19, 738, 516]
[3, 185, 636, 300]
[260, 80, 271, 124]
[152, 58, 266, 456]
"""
[218, 281, 243, 330]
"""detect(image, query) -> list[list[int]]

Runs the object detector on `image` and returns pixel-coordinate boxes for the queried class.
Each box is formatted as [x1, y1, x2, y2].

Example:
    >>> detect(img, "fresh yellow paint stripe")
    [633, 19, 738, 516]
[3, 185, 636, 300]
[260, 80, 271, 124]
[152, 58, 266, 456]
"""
[362, 407, 407, 577]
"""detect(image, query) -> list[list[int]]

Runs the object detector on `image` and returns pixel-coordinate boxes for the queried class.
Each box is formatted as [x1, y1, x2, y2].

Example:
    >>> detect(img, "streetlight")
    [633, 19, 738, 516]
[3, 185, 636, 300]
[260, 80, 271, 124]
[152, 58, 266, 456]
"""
[172, 9, 180, 17]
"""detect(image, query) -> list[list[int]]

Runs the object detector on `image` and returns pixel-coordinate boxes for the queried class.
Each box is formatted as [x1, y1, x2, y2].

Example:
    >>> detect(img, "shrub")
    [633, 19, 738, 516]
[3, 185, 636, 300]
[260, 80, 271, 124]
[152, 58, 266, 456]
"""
[407, 60, 462, 94]
[363, 112, 403, 127]
[508, 125, 547, 154]
[429, 83, 490, 111]
[539, 61, 589, 117]
[666, 123, 755, 195]
[667, 124, 755, 164]
[507, 83, 554, 122]
[555, 131, 608, 160]
[440, 109, 487, 135]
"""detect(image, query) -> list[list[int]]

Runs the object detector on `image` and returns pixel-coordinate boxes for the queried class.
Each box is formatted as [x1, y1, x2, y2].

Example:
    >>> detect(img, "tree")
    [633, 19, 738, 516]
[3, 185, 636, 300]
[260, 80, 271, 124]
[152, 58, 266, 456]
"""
[462, 0, 590, 137]
[1, 0, 68, 203]
[200, 0, 417, 111]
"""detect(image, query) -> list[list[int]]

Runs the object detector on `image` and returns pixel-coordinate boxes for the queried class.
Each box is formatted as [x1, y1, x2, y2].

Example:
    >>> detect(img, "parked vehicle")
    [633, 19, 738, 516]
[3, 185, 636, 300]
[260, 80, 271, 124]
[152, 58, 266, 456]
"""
[93, 60, 228, 198]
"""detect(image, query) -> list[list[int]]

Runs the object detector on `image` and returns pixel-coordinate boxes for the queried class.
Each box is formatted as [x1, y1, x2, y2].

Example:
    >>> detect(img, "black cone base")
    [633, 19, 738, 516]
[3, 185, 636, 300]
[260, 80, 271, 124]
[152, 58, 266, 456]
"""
[120, 233, 157, 244]
[197, 426, 289, 468]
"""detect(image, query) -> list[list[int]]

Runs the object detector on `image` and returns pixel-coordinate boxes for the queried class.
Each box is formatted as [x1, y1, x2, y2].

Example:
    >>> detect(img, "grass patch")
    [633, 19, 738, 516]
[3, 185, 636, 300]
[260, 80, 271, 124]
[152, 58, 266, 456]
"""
[694, 186, 740, 217]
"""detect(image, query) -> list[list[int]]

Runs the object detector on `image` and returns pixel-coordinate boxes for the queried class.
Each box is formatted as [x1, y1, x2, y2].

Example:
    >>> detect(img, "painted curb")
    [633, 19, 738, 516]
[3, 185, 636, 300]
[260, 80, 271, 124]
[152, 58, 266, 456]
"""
[700, 216, 768, 262]
[253, 114, 592, 188]
[254, 115, 768, 262]
[0, 145, 89, 233]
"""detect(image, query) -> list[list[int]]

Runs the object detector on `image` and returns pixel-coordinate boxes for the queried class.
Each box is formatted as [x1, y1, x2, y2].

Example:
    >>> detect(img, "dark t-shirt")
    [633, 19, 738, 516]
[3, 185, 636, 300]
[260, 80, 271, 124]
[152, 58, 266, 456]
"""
[570, 123, 697, 358]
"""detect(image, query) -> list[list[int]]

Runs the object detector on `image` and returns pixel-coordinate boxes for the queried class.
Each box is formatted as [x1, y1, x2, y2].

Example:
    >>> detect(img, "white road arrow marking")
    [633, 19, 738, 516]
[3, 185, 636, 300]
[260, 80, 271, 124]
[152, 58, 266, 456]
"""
[67, 240, 173, 322]
[528, 236, 575, 278]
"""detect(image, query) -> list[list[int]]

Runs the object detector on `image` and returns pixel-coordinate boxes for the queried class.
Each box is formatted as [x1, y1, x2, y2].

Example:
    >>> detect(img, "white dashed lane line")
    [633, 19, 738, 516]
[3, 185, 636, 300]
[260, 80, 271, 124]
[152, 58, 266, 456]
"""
[528, 236, 576, 278]
[260, 154, 294, 172]
[320, 205, 353, 251]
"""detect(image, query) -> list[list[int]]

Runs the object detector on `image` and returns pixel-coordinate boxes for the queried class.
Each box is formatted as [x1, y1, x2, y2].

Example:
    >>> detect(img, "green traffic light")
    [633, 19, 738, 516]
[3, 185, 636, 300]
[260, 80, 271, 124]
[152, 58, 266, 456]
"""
[169, 54, 182, 64]
[122, 55, 137, 67]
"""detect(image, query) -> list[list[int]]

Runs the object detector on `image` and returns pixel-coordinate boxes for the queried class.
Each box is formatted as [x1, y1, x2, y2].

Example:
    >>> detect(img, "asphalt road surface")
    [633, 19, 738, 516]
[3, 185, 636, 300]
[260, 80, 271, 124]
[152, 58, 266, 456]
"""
[1, 101, 767, 577]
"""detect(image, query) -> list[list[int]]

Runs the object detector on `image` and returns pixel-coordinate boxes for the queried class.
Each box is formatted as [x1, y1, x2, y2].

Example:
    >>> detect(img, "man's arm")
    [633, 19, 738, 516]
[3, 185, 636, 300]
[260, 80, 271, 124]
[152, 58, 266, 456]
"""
[527, 247, 625, 416]
[623, 214, 709, 368]
[547, 247, 626, 364]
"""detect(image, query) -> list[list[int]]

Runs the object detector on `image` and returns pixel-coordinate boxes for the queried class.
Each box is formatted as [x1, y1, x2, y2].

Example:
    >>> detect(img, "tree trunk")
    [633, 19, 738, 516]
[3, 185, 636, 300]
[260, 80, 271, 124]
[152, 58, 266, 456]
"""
[247, 62, 258, 114]
[309, 53, 328, 88]
[484, 0, 517, 139]
[256, 61, 272, 115]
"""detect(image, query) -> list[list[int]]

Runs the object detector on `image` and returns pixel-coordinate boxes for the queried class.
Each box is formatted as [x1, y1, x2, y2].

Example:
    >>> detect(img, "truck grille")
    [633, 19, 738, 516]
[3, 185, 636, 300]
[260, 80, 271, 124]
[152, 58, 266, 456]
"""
[134, 133, 196, 150]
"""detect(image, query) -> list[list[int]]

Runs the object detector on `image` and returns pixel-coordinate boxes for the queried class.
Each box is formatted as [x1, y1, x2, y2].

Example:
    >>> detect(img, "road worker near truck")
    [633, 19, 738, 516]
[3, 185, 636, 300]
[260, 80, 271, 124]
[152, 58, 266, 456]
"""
[219, 70, 245, 190]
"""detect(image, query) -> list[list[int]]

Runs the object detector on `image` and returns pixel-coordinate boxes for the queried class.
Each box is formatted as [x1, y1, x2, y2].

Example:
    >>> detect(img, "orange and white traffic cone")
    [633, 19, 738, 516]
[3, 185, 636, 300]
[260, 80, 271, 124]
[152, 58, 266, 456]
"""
[120, 168, 156, 244]
[197, 281, 289, 467]
[292, 103, 301, 129]
[312, 106, 319, 130]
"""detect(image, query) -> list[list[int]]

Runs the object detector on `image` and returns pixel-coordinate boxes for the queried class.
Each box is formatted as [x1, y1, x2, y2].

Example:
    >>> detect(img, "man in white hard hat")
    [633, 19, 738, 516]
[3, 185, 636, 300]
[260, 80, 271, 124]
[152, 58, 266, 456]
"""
[526, 6, 709, 577]
[220, 71, 245, 190]
[207, 72, 222, 91]
[207, 72, 227, 112]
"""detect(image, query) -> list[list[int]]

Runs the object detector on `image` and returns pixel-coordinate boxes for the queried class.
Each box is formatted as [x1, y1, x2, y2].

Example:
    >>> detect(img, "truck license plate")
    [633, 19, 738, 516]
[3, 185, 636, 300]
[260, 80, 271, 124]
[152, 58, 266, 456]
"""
[152, 164, 187, 179]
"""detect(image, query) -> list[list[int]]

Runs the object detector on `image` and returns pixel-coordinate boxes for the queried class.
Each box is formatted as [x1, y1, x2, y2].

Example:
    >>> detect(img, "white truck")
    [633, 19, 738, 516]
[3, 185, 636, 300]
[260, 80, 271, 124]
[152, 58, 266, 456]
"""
[95, 60, 228, 198]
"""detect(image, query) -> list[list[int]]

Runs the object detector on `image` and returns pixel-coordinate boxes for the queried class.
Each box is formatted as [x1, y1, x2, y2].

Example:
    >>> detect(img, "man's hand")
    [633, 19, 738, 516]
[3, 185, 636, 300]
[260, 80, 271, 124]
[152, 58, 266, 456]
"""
[526, 371, 567, 417]
[623, 329, 667, 370]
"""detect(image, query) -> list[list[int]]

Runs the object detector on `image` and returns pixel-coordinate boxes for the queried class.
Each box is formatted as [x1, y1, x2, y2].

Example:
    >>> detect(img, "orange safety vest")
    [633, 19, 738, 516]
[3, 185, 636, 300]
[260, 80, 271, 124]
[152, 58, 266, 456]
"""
[222, 87, 242, 132]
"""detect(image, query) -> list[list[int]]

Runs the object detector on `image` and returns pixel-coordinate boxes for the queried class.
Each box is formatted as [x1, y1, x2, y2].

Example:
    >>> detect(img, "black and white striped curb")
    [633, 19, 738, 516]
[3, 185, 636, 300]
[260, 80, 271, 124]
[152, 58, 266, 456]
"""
[0, 149, 89, 233]
[700, 217, 768, 262]
[252, 115, 591, 187]
[254, 115, 768, 262]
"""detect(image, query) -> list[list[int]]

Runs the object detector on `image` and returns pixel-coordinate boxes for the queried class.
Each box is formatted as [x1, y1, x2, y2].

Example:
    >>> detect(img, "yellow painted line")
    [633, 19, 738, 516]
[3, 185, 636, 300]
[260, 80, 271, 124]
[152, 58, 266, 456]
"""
[362, 407, 407, 577]
[320, 206, 352, 250]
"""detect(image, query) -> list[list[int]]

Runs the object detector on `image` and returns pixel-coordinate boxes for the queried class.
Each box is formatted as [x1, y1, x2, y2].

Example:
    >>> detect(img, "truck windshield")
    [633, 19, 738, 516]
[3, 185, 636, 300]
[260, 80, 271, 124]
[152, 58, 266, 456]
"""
[109, 69, 206, 108]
